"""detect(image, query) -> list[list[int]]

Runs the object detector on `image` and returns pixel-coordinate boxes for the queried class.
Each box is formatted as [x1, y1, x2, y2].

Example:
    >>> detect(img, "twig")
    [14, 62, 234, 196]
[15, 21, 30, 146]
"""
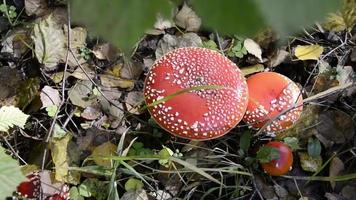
[41, 3, 72, 170]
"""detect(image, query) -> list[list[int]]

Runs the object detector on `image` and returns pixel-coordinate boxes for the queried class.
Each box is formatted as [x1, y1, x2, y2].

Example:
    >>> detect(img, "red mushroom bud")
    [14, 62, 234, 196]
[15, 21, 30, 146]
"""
[17, 172, 41, 199]
[243, 72, 303, 133]
[261, 141, 293, 176]
[144, 47, 248, 140]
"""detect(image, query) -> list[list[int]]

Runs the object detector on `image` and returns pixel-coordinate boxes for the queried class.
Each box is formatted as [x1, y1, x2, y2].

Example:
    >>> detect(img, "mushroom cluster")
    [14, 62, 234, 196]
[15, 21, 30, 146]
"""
[144, 47, 248, 140]
[144, 48, 303, 140]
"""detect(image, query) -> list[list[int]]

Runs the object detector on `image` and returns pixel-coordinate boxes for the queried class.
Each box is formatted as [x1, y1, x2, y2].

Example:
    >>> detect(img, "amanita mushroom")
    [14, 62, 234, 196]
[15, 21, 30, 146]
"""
[243, 72, 303, 133]
[261, 141, 293, 176]
[17, 172, 41, 199]
[144, 47, 248, 140]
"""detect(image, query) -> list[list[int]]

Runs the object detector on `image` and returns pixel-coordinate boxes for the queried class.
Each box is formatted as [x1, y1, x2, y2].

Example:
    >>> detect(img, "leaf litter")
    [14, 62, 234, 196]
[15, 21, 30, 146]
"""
[0, 0, 355, 199]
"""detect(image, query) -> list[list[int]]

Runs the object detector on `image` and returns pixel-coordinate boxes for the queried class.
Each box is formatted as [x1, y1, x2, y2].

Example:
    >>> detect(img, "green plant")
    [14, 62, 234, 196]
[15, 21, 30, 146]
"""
[0, 3, 17, 24]
[79, 46, 92, 60]
[226, 37, 247, 58]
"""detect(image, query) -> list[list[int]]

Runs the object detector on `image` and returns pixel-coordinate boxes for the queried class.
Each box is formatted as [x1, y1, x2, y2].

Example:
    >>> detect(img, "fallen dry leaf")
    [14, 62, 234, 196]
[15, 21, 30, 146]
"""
[25, 0, 48, 16]
[125, 91, 144, 107]
[91, 141, 117, 167]
[32, 14, 65, 70]
[64, 25, 87, 67]
[1, 28, 31, 58]
[68, 80, 96, 108]
[155, 33, 202, 58]
[50, 133, 80, 184]
[40, 86, 61, 108]
[100, 74, 135, 90]
[329, 156, 344, 189]
[81, 105, 102, 120]
[120, 61, 143, 80]
[70, 64, 96, 81]
[174, 3, 201, 32]
[154, 14, 173, 30]
[92, 43, 119, 61]
[244, 38, 263, 62]
[268, 49, 289, 67]
[294, 44, 324, 60]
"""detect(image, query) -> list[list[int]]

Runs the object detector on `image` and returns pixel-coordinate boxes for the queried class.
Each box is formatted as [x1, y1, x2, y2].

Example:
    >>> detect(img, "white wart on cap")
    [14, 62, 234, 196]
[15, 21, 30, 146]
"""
[144, 47, 248, 140]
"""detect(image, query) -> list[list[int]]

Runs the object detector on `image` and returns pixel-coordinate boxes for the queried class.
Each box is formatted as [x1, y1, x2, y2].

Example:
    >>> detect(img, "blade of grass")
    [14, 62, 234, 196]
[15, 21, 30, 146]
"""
[141, 84, 226, 111]
[119, 160, 155, 191]
[283, 173, 356, 182]
[168, 156, 224, 186]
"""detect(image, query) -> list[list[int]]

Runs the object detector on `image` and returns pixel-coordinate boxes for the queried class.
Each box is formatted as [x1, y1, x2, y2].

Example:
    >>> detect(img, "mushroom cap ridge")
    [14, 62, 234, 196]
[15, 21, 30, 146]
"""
[144, 47, 248, 140]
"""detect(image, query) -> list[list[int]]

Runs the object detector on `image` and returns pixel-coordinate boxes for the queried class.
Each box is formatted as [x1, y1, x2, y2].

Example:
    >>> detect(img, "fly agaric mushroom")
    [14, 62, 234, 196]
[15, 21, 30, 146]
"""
[243, 72, 303, 132]
[17, 172, 41, 199]
[261, 141, 293, 176]
[144, 47, 248, 140]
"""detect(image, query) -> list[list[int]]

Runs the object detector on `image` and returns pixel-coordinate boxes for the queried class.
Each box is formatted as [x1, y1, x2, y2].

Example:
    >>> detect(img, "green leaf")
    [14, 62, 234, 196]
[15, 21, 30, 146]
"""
[254, 0, 340, 37]
[193, 0, 265, 36]
[0, 106, 29, 133]
[78, 178, 107, 200]
[193, 0, 339, 39]
[308, 137, 322, 157]
[46, 105, 59, 118]
[239, 132, 252, 152]
[202, 40, 219, 51]
[257, 146, 280, 163]
[71, 0, 173, 53]
[158, 146, 174, 167]
[283, 137, 300, 151]
[0, 146, 26, 199]
[69, 186, 85, 200]
[125, 178, 144, 191]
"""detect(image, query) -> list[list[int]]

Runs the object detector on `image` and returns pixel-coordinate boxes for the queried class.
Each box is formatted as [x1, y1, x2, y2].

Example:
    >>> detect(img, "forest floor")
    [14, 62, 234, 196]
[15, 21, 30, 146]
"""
[0, 0, 355, 200]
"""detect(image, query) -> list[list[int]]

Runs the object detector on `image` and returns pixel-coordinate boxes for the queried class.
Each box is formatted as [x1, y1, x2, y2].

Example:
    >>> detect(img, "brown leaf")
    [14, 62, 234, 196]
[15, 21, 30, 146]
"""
[155, 33, 202, 58]
[70, 64, 96, 81]
[329, 156, 344, 189]
[91, 141, 117, 167]
[99, 74, 134, 90]
[25, 0, 48, 16]
[40, 86, 61, 108]
[81, 105, 102, 120]
[174, 3, 201, 32]
[92, 43, 119, 61]
[125, 92, 145, 114]
[1, 28, 31, 58]
[120, 60, 143, 80]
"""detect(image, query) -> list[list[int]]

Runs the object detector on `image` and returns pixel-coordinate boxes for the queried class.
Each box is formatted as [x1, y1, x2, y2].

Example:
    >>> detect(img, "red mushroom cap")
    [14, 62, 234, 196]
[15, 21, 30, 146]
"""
[261, 141, 293, 176]
[243, 72, 303, 132]
[144, 47, 248, 140]
[17, 172, 41, 199]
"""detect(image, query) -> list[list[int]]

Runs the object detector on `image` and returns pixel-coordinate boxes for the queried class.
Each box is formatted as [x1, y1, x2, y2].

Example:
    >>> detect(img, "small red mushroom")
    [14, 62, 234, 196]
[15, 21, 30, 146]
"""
[144, 47, 248, 140]
[243, 72, 303, 133]
[17, 172, 41, 199]
[261, 141, 293, 176]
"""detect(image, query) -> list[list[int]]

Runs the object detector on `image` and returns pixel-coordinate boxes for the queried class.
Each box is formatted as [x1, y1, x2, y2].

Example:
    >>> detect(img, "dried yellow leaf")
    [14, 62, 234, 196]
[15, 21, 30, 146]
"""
[294, 45, 324, 60]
